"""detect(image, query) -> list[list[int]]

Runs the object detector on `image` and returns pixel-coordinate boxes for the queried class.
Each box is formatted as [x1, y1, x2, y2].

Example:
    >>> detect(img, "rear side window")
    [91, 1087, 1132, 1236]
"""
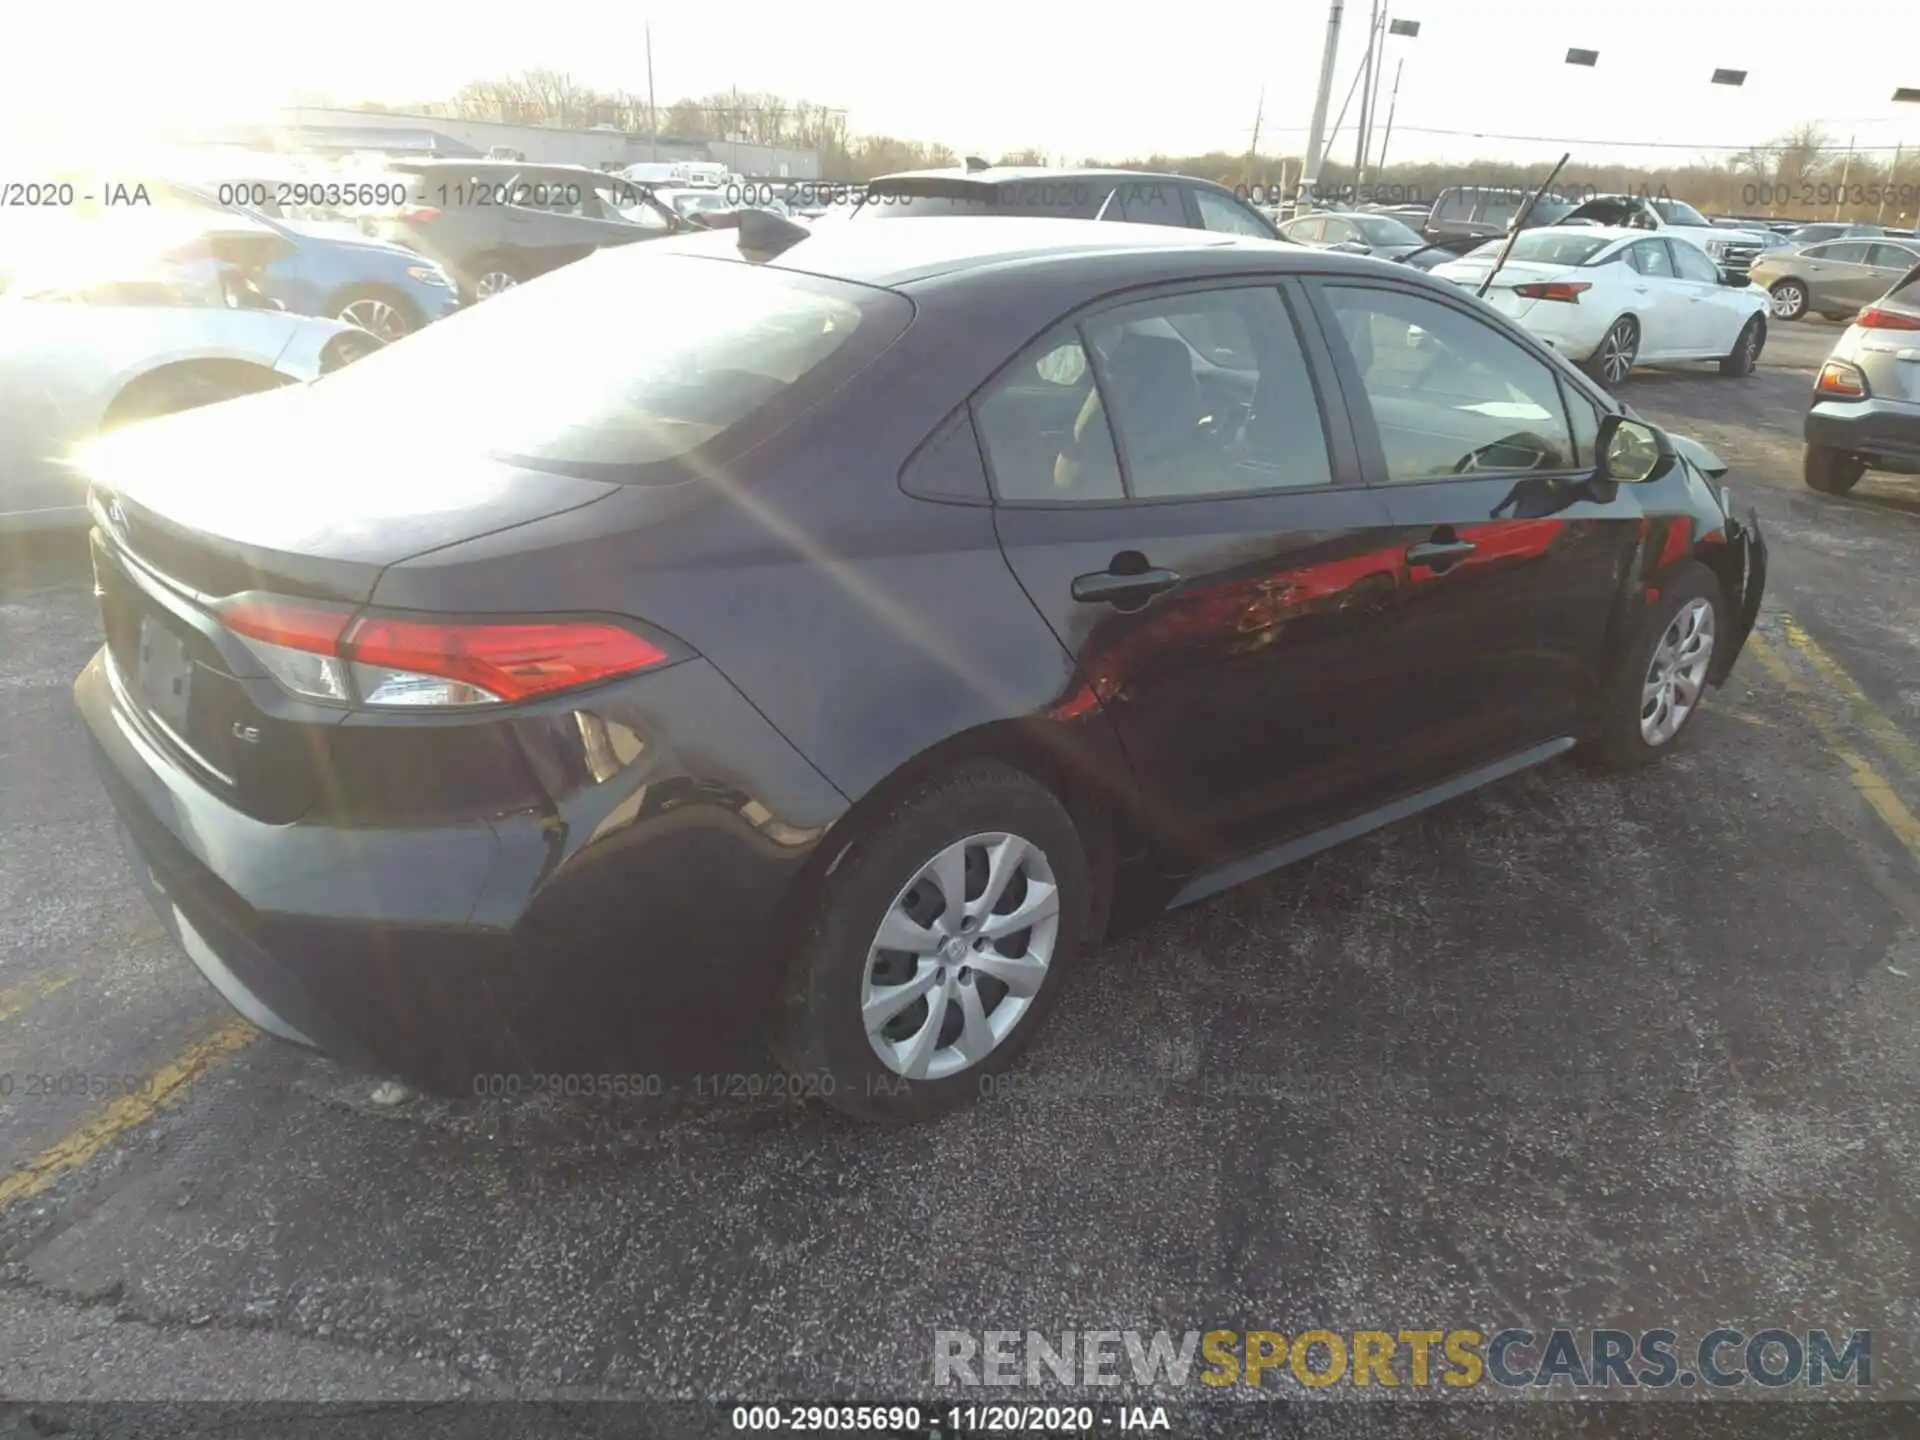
[974, 328, 1123, 503]
[1626, 241, 1676, 278]
[295, 254, 908, 479]
[1870, 243, 1920, 270]
[1112, 180, 1186, 227]
[1081, 287, 1333, 498]
[1194, 189, 1274, 237]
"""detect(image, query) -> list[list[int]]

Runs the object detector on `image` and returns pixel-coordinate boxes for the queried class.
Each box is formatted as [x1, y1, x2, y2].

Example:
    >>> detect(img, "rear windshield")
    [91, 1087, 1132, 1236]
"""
[296, 252, 909, 479]
[854, 180, 1103, 219]
[1886, 262, 1920, 306]
[1468, 232, 1613, 266]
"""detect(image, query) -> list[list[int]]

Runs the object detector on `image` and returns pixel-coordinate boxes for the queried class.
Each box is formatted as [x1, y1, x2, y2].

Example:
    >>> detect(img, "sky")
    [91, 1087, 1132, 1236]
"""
[2, 0, 1915, 173]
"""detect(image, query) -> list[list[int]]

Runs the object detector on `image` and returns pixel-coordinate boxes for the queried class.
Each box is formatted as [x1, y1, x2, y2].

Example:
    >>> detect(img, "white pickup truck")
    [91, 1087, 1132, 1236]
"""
[1562, 195, 1773, 278]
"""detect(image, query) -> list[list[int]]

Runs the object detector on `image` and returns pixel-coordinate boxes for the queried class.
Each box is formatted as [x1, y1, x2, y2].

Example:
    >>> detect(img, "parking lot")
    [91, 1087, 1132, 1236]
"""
[2, 314, 1919, 1423]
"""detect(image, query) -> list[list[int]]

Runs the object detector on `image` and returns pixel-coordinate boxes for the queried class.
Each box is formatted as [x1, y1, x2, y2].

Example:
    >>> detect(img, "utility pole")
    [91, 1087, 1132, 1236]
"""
[1878, 140, 1902, 225]
[646, 22, 659, 161]
[1353, 0, 1382, 188]
[1245, 86, 1265, 186]
[1375, 57, 1404, 174]
[1833, 135, 1855, 220]
[1298, 0, 1346, 207]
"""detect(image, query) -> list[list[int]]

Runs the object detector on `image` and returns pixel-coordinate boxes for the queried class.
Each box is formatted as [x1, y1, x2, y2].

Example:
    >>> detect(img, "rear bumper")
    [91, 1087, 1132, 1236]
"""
[1806, 397, 1920, 472]
[77, 648, 848, 1094]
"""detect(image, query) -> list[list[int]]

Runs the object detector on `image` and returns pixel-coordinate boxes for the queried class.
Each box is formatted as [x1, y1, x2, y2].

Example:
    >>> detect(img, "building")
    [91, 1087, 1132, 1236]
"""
[220, 108, 822, 178]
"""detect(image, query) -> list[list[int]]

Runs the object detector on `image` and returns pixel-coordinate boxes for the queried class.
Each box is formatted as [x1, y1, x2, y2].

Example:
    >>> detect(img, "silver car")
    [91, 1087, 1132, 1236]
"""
[1803, 261, 1920, 494]
[1752, 238, 1920, 322]
[0, 217, 377, 531]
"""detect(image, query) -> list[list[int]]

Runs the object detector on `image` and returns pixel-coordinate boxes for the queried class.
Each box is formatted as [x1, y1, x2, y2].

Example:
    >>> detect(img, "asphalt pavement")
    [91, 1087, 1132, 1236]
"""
[2, 316, 1918, 1429]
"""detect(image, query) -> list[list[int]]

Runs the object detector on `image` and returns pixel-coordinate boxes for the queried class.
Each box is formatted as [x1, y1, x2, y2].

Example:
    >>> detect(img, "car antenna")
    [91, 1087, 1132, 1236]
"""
[691, 207, 811, 259]
[1477, 152, 1571, 300]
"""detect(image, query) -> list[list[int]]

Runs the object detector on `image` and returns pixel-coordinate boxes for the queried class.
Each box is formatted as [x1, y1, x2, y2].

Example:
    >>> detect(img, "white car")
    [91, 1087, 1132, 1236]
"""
[1431, 226, 1771, 387]
[0, 218, 377, 531]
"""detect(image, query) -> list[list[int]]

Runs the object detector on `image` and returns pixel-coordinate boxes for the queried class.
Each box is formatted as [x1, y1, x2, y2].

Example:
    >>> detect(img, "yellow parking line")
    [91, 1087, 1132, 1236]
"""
[1749, 634, 1920, 865]
[0, 973, 75, 1023]
[0, 1018, 255, 1211]
[1777, 613, 1920, 784]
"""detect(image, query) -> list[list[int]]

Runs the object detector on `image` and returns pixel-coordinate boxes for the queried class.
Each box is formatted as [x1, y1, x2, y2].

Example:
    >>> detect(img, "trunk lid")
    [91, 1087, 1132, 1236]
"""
[83, 387, 621, 825]
[1434, 260, 1577, 317]
[82, 385, 621, 606]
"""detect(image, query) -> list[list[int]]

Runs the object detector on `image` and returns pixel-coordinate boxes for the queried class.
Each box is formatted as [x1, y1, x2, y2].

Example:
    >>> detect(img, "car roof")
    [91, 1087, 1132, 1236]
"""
[1455, 225, 1642, 245]
[637, 214, 1396, 289]
[867, 166, 1239, 194]
[385, 158, 612, 181]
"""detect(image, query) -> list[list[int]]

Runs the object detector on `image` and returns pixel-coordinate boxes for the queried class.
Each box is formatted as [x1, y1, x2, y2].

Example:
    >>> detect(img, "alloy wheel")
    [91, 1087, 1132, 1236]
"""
[1769, 284, 1804, 319]
[474, 271, 519, 299]
[1640, 598, 1716, 746]
[860, 831, 1060, 1081]
[1600, 321, 1637, 386]
[337, 297, 409, 341]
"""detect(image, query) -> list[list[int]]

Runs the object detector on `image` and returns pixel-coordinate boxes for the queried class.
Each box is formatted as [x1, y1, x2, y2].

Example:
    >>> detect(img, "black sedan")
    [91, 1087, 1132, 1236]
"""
[75, 215, 1767, 1122]
[1278, 209, 1453, 269]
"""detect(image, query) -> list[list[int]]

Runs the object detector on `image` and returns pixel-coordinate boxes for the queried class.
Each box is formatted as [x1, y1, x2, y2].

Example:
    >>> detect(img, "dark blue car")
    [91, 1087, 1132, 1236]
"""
[157, 182, 462, 340]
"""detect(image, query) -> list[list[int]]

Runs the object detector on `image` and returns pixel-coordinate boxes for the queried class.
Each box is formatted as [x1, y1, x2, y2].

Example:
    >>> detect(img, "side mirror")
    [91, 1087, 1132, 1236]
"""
[1595, 414, 1673, 483]
[1719, 268, 1747, 287]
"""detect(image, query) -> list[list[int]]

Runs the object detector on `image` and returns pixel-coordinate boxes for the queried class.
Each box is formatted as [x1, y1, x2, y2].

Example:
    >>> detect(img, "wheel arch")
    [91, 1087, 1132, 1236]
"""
[795, 717, 1130, 947]
[100, 358, 291, 429]
[321, 280, 422, 328]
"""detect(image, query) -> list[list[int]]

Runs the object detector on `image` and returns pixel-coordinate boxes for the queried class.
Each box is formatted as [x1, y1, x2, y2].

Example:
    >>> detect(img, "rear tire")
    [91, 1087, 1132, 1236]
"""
[1580, 564, 1725, 771]
[1718, 315, 1764, 376]
[1768, 280, 1808, 321]
[1582, 316, 1638, 389]
[332, 288, 418, 341]
[771, 761, 1091, 1123]
[467, 255, 525, 299]
[1804, 444, 1866, 496]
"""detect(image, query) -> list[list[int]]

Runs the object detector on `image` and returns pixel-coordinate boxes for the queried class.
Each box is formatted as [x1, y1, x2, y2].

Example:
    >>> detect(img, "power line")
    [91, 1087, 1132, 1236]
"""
[1237, 121, 1912, 154]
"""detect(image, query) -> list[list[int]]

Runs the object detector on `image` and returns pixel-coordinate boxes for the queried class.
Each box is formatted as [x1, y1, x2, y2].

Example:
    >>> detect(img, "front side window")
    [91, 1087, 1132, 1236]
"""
[1626, 241, 1677, 278]
[1322, 285, 1577, 483]
[1816, 242, 1874, 265]
[1670, 241, 1722, 285]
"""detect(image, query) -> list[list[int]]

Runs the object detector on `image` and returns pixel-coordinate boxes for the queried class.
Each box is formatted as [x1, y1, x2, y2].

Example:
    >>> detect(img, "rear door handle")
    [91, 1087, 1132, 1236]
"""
[1406, 539, 1477, 567]
[1071, 566, 1182, 607]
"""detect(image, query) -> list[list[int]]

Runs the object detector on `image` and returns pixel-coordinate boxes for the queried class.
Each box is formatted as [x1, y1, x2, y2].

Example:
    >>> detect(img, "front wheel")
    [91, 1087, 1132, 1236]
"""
[1583, 316, 1638, 389]
[468, 256, 524, 299]
[334, 291, 416, 342]
[1580, 564, 1725, 770]
[1804, 445, 1866, 496]
[772, 761, 1091, 1123]
[1718, 315, 1764, 377]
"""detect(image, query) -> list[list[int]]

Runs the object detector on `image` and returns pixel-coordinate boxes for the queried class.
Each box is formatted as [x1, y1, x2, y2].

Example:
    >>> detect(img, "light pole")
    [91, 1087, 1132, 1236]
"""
[1352, 0, 1382, 186]
[1298, 0, 1347, 209]
[1364, 18, 1418, 185]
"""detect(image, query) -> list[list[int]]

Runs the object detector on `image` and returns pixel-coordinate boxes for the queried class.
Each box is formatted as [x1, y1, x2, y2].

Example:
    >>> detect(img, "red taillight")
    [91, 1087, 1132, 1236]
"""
[1815, 360, 1869, 398]
[1511, 281, 1590, 303]
[219, 598, 352, 651]
[214, 595, 669, 708]
[396, 205, 441, 223]
[347, 618, 668, 704]
[1857, 305, 1920, 331]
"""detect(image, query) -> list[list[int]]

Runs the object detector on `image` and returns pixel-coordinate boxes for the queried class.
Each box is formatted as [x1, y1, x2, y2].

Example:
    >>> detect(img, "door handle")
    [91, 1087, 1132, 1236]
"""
[1071, 566, 1182, 607]
[1406, 539, 1477, 568]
